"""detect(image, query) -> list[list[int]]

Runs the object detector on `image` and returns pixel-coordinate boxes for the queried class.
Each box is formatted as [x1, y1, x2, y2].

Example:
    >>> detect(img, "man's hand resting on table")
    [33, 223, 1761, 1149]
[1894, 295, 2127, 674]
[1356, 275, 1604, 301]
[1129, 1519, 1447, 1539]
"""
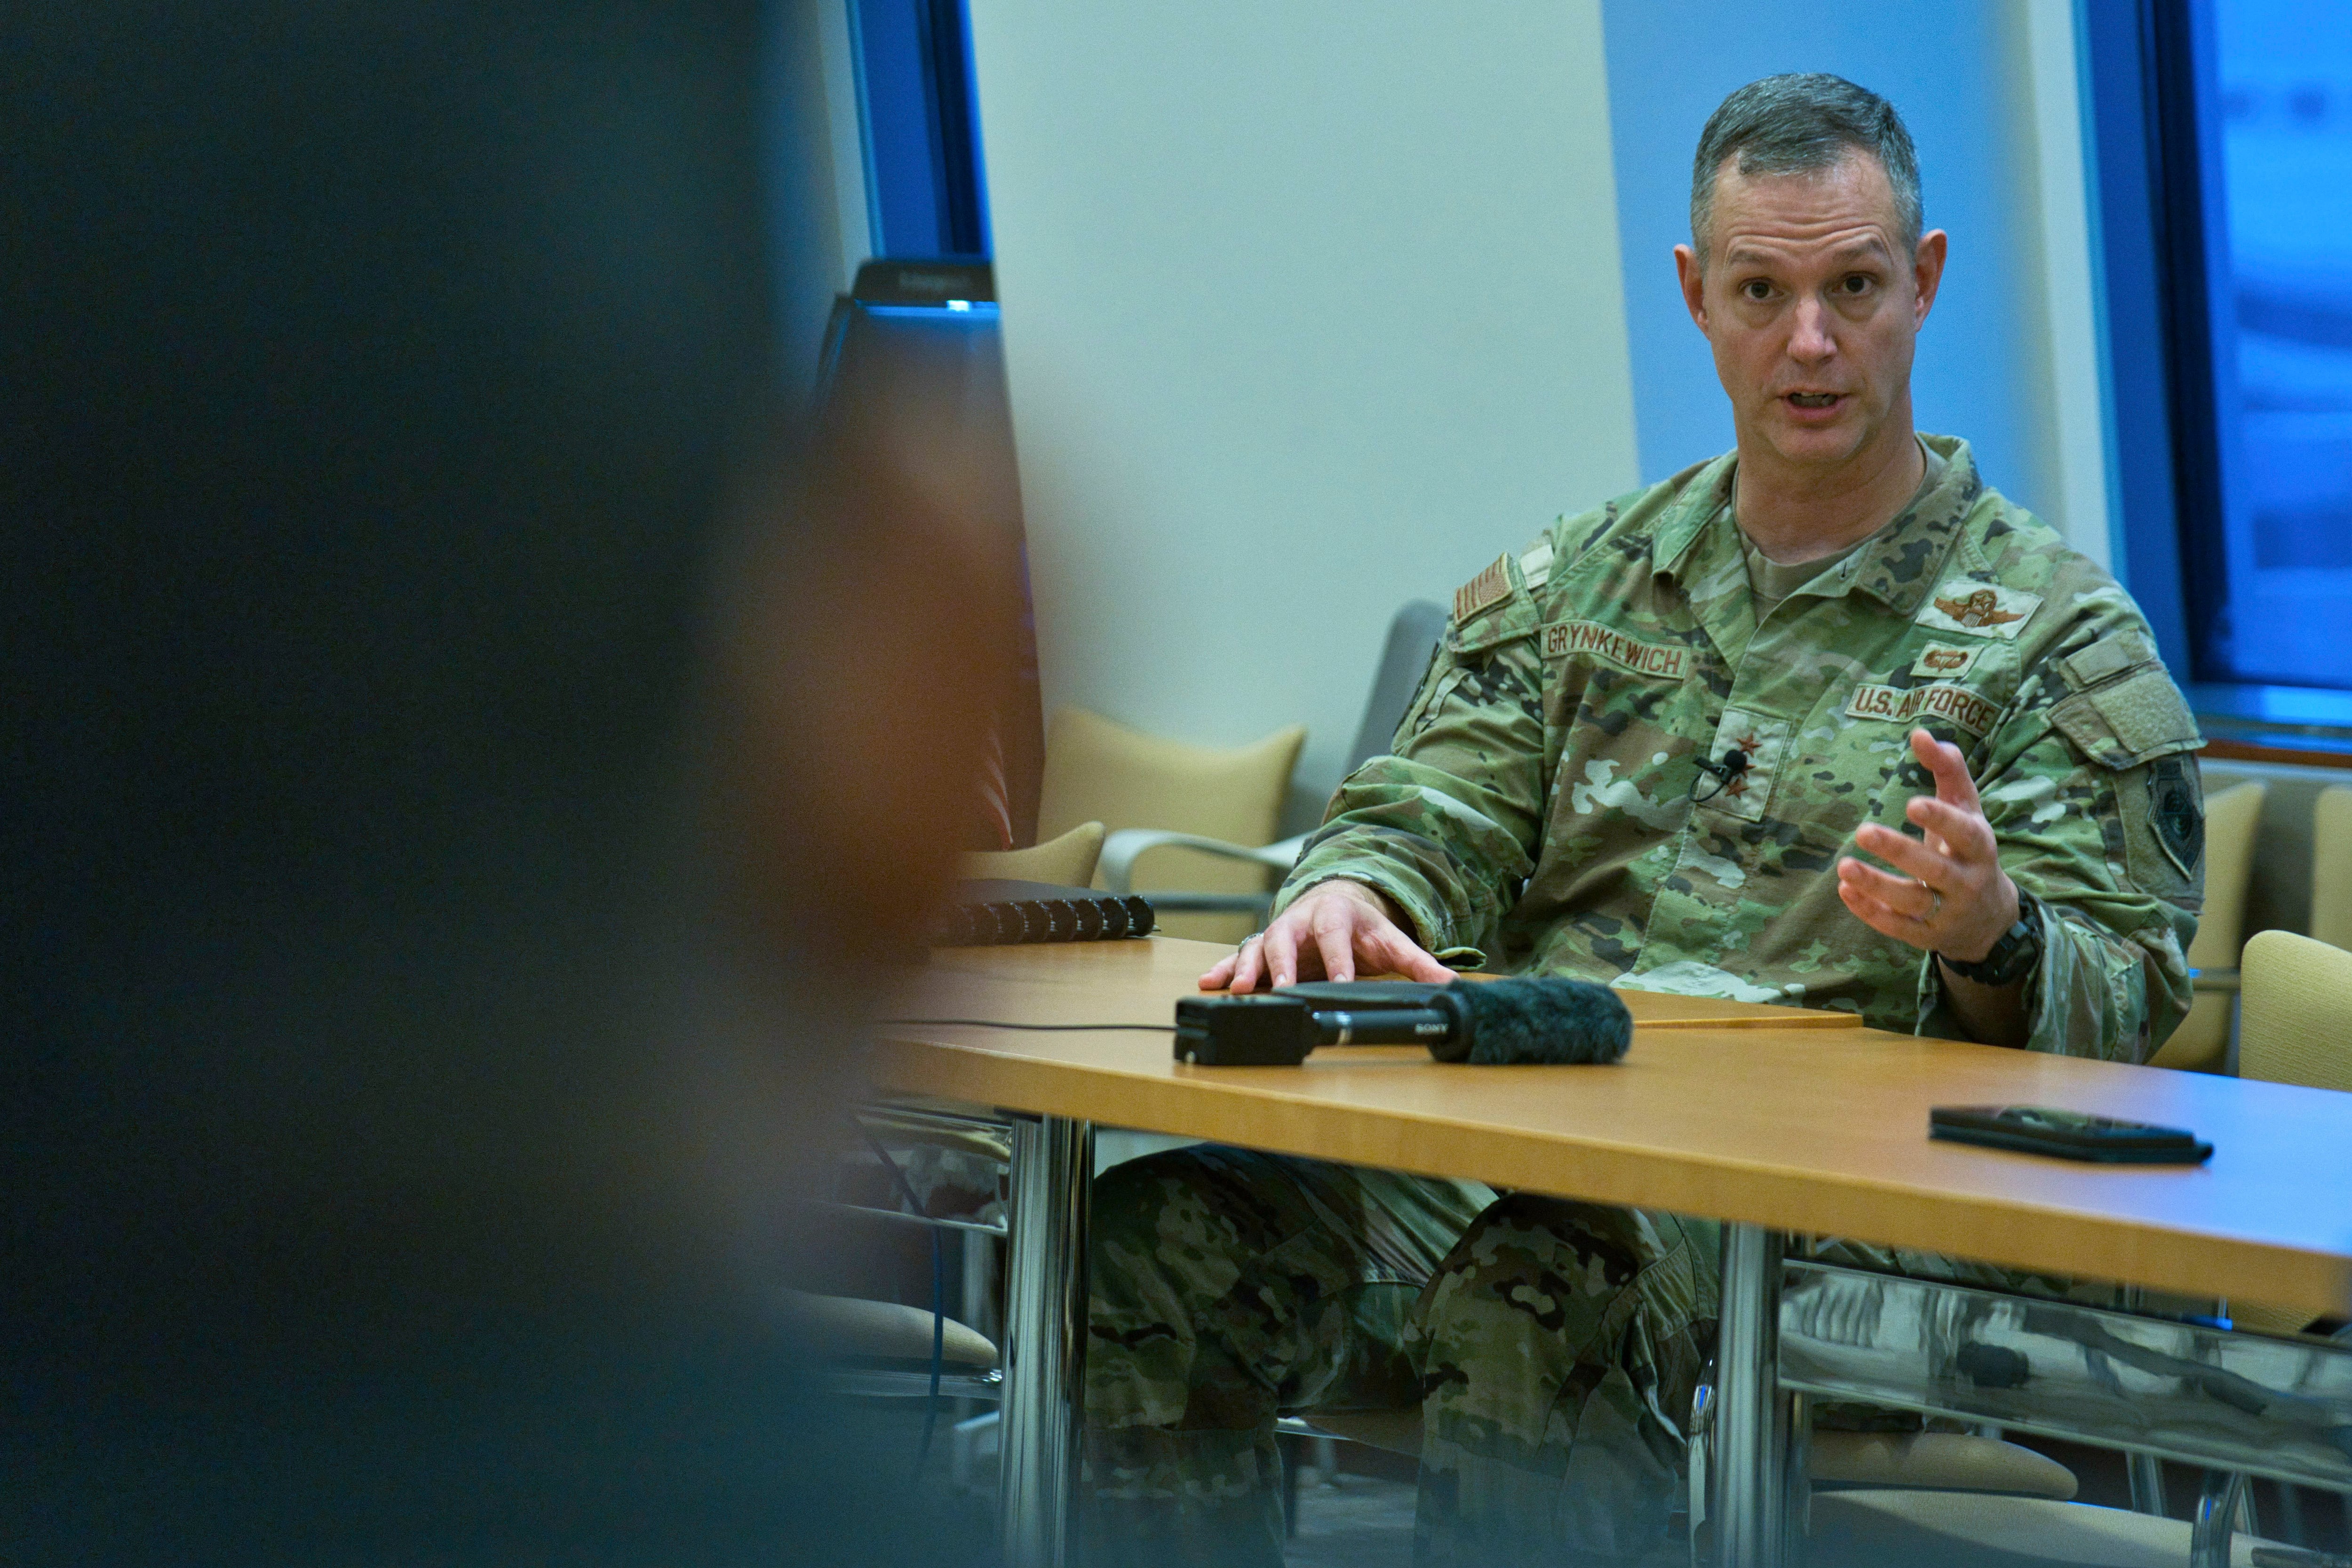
[1199, 879, 1456, 992]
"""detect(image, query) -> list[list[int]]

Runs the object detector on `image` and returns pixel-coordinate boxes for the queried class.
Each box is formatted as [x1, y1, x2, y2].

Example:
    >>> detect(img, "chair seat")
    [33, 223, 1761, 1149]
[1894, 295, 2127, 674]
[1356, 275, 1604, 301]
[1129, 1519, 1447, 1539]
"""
[2226, 1297, 2323, 1338]
[1810, 1490, 2286, 1568]
[1809, 1430, 2077, 1499]
[785, 1290, 999, 1368]
[1302, 1414, 2076, 1502]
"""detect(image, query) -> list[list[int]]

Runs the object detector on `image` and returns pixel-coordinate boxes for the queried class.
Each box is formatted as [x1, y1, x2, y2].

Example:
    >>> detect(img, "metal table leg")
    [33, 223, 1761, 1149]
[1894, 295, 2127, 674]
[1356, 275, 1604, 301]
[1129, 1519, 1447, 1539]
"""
[1714, 1223, 1791, 1568]
[1000, 1114, 1093, 1568]
[2191, 1470, 2248, 1568]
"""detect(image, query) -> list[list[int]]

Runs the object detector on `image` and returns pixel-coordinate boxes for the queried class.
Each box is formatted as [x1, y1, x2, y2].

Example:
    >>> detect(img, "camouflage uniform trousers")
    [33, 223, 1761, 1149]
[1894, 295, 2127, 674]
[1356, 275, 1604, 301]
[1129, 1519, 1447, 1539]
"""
[1084, 1147, 1493, 1568]
[1084, 1149, 1718, 1568]
[1392, 1203, 2164, 1568]
[1087, 1148, 2158, 1568]
[1408, 1202, 2161, 1568]
[1410, 1193, 1719, 1568]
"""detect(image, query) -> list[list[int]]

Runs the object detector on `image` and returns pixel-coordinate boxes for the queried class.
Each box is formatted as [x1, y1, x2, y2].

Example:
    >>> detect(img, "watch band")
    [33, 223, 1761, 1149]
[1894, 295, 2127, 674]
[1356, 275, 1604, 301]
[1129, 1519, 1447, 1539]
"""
[1940, 895, 2044, 987]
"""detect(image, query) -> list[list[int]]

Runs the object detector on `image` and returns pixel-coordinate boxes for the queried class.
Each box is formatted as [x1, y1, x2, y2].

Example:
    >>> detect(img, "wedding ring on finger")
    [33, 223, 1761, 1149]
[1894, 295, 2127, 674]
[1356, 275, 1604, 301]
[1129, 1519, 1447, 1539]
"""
[1915, 879, 1943, 921]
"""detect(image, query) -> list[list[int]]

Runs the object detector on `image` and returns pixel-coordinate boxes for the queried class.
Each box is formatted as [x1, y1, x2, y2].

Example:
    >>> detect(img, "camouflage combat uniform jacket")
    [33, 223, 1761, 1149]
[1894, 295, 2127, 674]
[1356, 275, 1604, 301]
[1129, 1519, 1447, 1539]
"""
[1281, 435, 2205, 1059]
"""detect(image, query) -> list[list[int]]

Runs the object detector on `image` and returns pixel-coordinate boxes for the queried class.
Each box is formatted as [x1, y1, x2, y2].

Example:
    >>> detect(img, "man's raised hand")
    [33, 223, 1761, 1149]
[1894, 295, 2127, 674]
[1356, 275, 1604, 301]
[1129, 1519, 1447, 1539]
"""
[1835, 727, 2020, 964]
[1198, 879, 1455, 993]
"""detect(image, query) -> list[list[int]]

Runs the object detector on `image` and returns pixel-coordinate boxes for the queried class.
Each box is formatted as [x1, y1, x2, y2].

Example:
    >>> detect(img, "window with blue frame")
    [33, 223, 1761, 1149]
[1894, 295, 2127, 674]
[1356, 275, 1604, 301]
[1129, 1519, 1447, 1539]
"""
[853, 0, 991, 259]
[2102, 0, 2352, 697]
[818, 4, 1032, 837]
[2206, 0, 2352, 689]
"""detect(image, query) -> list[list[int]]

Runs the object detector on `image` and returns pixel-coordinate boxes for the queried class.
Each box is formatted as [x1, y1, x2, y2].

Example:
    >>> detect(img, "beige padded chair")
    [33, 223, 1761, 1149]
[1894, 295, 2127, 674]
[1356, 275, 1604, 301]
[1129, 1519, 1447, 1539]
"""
[1037, 707, 1305, 945]
[2241, 927, 2352, 1090]
[1306, 1411, 2074, 1501]
[1804, 1431, 2076, 1499]
[785, 1289, 998, 1369]
[2216, 929, 2352, 1338]
[1809, 1489, 2286, 1567]
[1079, 600, 1454, 947]
[959, 820, 1105, 889]
[2151, 779, 2267, 1072]
[2315, 785, 2352, 953]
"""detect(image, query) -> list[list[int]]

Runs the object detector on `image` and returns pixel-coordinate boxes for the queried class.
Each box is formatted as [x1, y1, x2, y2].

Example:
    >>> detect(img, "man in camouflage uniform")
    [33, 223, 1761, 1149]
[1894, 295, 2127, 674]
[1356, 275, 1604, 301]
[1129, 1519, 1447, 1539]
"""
[1086, 75, 2203, 1566]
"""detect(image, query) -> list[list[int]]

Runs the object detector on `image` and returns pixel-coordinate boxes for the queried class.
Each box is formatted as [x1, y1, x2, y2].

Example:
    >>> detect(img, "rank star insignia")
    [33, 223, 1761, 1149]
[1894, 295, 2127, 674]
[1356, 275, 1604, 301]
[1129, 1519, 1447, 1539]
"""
[1933, 588, 2024, 629]
[1721, 731, 1764, 797]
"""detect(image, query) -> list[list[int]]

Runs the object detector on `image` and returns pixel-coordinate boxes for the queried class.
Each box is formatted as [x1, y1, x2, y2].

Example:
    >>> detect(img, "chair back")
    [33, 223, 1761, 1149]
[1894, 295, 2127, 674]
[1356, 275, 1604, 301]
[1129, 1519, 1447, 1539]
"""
[960, 821, 1105, 889]
[1037, 707, 1305, 943]
[2315, 785, 2352, 953]
[2241, 929, 2352, 1092]
[1342, 599, 1449, 775]
[2151, 778, 2267, 1071]
[2186, 925, 2352, 1340]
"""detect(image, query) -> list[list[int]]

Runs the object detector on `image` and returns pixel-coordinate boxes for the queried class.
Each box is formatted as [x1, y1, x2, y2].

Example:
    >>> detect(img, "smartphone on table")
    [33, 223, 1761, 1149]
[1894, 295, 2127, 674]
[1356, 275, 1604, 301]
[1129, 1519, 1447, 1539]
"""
[1929, 1105, 2213, 1165]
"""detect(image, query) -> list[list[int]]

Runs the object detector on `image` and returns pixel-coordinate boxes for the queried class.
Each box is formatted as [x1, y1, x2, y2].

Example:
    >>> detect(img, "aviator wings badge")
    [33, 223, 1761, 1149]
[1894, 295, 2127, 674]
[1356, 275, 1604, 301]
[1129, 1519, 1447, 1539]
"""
[1915, 579, 2042, 641]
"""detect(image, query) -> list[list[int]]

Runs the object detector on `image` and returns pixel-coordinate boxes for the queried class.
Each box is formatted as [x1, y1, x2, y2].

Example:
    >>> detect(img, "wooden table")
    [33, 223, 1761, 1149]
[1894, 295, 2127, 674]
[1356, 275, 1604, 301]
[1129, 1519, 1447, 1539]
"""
[875, 937, 2352, 1567]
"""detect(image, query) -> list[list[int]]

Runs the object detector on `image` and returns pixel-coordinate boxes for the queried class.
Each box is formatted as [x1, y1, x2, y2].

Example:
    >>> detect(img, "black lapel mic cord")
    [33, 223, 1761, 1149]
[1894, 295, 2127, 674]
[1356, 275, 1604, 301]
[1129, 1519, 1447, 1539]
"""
[1693, 746, 1750, 784]
[1690, 745, 1751, 803]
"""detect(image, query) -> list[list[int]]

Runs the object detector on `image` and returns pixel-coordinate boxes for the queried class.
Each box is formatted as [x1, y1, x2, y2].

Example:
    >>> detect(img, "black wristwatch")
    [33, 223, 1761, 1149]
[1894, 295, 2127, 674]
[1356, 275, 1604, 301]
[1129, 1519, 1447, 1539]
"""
[1939, 895, 2044, 988]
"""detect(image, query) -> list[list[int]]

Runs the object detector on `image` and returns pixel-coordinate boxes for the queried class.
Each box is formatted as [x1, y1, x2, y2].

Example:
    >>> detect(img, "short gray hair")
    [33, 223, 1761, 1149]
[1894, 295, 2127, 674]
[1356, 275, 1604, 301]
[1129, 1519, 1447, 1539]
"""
[1689, 74, 1921, 264]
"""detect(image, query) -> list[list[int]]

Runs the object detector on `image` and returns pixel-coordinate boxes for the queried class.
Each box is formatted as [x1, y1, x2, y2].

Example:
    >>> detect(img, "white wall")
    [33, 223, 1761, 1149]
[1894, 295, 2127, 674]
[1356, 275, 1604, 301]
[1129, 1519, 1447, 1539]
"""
[2017, 0, 2122, 572]
[968, 2, 1640, 825]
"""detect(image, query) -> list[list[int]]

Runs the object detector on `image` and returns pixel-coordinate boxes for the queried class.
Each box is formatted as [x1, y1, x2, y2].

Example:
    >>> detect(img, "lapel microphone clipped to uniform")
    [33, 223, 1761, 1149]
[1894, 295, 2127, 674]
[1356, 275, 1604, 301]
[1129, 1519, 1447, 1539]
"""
[1174, 978, 1633, 1067]
[1690, 746, 1751, 803]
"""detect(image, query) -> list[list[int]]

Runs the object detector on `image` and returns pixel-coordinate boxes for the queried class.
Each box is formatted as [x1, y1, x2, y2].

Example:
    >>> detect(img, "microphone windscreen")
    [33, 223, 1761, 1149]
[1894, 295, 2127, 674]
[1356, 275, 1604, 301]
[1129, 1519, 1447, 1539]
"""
[1456, 977, 1632, 1066]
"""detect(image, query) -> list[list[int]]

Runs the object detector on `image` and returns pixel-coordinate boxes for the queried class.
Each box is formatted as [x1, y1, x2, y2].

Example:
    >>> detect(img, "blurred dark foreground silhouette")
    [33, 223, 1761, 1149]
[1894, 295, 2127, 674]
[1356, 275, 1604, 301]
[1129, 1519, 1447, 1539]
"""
[5, 3, 1012, 1561]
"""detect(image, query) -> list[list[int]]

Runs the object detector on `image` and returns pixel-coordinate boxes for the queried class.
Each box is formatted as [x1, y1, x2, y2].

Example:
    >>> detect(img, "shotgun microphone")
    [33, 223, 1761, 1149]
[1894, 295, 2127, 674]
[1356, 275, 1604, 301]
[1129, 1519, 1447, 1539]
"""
[1173, 978, 1632, 1067]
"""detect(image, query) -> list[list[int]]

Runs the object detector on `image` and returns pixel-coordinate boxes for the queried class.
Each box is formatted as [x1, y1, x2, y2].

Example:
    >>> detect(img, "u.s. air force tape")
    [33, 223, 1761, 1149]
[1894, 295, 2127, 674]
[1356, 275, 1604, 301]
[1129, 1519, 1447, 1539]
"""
[1845, 681, 1999, 737]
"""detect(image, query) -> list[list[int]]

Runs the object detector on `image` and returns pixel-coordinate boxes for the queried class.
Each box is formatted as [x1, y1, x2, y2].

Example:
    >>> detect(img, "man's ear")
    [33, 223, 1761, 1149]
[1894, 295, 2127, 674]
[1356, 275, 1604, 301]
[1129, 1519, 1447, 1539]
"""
[1912, 229, 1949, 325]
[1674, 243, 1708, 331]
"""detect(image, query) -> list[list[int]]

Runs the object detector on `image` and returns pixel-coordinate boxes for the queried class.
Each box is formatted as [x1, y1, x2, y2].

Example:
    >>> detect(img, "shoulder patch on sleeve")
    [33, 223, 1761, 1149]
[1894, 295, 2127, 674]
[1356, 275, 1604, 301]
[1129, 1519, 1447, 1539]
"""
[2049, 664, 2201, 769]
[1453, 553, 1513, 623]
[2148, 756, 2204, 879]
[1517, 536, 1555, 593]
[2058, 629, 2156, 691]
